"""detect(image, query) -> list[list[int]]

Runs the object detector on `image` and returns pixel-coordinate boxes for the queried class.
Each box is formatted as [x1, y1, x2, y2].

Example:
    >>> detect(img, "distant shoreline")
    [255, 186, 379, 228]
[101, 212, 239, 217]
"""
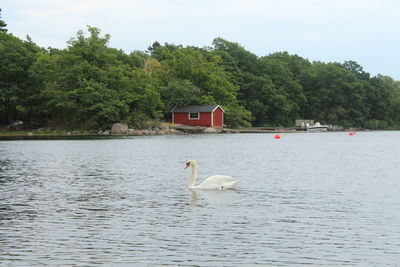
[1, 127, 398, 140]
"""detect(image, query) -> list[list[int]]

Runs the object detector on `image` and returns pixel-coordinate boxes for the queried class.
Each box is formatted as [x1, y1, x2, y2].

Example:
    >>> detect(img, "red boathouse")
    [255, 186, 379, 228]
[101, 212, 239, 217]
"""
[171, 105, 225, 128]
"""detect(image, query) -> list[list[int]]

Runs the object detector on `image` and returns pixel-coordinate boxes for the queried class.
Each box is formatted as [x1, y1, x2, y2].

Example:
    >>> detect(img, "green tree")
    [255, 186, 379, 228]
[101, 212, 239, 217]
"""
[158, 45, 251, 127]
[26, 26, 164, 129]
[0, 9, 7, 33]
[0, 30, 41, 124]
[268, 52, 312, 80]
[364, 74, 400, 128]
[301, 62, 368, 126]
[160, 79, 202, 113]
[212, 38, 258, 73]
[2, 22, 400, 131]
[255, 56, 305, 125]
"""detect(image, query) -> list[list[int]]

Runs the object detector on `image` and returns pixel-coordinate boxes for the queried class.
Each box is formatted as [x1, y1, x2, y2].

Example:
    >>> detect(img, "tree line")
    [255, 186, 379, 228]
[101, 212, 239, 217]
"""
[1, 12, 400, 130]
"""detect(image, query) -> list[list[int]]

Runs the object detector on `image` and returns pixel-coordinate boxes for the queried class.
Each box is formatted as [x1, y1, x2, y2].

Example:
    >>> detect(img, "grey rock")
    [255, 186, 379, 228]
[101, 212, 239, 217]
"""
[203, 127, 218, 134]
[111, 123, 128, 135]
[160, 124, 169, 131]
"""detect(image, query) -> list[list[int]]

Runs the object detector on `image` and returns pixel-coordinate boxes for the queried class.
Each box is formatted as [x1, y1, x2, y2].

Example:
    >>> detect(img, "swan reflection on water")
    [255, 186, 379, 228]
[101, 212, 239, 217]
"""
[189, 189, 239, 207]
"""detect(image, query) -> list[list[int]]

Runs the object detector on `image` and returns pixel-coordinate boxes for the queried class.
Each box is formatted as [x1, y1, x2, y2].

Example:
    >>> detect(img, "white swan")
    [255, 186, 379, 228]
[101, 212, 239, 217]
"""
[184, 160, 243, 190]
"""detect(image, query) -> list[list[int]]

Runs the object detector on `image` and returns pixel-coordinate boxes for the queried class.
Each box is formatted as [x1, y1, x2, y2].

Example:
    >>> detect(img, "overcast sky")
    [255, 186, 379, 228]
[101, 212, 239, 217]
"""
[2, 0, 400, 79]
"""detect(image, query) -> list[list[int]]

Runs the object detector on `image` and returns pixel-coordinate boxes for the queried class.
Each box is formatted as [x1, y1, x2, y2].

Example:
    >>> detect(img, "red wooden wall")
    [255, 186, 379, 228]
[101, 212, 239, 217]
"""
[172, 107, 224, 127]
[173, 112, 212, 126]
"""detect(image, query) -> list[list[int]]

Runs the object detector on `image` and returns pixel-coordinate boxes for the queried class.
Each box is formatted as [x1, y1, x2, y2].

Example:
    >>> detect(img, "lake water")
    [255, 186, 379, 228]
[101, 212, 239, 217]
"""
[1, 132, 399, 266]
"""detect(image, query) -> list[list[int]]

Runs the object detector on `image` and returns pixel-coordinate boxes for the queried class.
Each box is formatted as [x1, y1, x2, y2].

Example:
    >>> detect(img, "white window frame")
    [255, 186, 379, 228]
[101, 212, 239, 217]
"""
[188, 112, 200, 120]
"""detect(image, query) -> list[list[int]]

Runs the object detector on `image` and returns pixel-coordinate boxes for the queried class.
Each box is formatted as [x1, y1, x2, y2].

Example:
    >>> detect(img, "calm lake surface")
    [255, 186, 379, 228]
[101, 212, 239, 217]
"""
[1, 132, 399, 266]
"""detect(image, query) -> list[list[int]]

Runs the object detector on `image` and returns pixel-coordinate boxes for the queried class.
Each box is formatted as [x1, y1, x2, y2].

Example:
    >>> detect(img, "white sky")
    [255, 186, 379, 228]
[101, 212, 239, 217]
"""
[2, 0, 400, 79]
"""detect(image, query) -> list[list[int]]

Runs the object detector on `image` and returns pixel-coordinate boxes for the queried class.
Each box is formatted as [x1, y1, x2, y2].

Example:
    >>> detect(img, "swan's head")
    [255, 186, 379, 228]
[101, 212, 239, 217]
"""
[184, 160, 196, 169]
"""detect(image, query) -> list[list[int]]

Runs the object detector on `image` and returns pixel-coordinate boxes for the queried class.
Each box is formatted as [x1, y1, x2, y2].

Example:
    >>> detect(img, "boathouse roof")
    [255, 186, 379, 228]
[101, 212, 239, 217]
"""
[171, 105, 224, 113]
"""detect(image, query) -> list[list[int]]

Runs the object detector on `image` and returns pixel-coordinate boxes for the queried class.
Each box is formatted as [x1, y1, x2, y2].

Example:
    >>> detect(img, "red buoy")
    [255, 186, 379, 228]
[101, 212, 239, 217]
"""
[274, 134, 281, 139]
[348, 132, 356, 136]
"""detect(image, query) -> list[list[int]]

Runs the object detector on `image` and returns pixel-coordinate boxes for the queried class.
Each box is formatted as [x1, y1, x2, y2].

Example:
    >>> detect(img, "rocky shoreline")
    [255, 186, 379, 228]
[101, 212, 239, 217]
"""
[0, 123, 240, 137]
[0, 122, 381, 138]
[96, 123, 240, 136]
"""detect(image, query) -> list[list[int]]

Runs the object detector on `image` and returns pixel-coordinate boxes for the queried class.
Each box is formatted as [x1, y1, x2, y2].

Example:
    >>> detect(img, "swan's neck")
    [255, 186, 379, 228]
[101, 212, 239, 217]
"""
[188, 163, 197, 189]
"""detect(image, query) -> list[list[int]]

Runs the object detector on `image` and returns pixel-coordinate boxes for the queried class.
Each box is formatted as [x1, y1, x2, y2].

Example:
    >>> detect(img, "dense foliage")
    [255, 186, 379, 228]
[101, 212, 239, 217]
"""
[1, 15, 400, 129]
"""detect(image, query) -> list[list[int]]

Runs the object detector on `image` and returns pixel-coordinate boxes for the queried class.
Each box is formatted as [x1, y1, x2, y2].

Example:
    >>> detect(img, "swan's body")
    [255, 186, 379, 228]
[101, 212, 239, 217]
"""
[184, 160, 242, 190]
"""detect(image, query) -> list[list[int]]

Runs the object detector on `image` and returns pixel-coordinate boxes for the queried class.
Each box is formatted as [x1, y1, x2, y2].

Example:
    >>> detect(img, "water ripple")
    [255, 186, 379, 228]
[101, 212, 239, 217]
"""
[1, 133, 400, 265]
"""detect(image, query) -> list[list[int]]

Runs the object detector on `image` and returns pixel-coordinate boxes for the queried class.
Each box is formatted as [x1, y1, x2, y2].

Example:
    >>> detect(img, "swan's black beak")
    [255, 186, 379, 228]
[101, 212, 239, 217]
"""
[184, 162, 190, 169]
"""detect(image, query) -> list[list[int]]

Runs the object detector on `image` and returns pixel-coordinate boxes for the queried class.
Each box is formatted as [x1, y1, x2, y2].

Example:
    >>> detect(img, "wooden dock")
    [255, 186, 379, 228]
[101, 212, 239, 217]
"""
[237, 127, 297, 133]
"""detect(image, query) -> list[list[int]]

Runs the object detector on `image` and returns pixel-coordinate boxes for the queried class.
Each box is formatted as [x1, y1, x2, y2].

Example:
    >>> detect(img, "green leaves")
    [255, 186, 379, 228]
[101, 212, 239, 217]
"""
[1, 19, 400, 130]
[0, 9, 7, 33]
[301, 62, 370, 126]
[160, 80, 202, 112]
[155, 45, 249, 127]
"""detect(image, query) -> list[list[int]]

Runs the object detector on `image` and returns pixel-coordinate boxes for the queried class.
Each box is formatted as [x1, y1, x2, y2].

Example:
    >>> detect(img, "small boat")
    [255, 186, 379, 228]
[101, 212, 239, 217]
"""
[306, 122, 328, 132]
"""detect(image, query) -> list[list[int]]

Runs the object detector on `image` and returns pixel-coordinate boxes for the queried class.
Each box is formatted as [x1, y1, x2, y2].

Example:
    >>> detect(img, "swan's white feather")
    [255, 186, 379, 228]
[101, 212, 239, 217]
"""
[196, 175, 233, 189]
